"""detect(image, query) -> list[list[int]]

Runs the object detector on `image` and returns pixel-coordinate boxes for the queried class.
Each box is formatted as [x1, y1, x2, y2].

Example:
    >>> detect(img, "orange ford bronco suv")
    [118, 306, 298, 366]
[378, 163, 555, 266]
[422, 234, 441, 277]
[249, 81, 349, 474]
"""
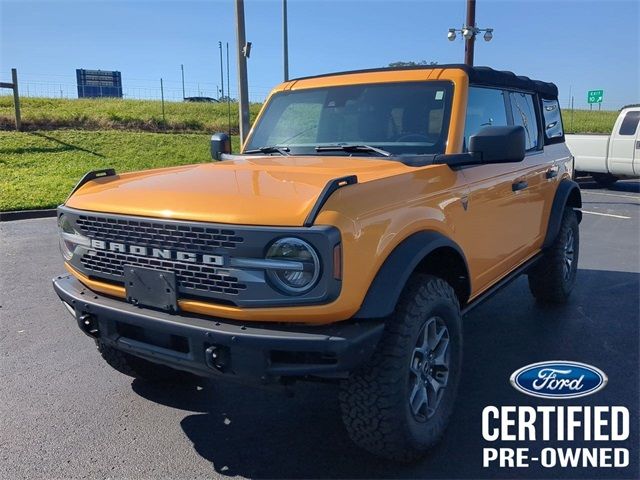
[53, 65, 581, 461]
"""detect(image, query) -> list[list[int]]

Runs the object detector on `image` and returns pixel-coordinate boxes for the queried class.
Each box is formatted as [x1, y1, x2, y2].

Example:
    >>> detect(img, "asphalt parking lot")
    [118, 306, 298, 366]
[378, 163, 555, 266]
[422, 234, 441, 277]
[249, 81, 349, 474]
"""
[1, 179, 638, 480]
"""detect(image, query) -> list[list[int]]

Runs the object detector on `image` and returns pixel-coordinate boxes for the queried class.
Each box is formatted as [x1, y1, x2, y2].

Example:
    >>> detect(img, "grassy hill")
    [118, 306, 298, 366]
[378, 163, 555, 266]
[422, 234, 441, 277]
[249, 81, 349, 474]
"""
[0, 96, 622, 212]
[0, 130, 241, 211]
[0, 97, 262, 133]
[0, 96, 620, 134]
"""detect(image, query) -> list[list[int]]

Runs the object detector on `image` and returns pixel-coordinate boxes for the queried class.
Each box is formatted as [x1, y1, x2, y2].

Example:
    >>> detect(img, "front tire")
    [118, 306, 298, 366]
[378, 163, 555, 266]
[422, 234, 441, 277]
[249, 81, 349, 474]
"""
[528, 208, 579, 303]
[97, 341, 195, 384]
[339, 275, 462, 462]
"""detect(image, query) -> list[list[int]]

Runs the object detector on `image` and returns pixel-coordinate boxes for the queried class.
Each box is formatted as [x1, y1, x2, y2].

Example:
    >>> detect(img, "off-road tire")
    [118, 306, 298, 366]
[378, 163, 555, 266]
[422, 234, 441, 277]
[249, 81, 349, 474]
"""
[528, 208, 579, 303]
[339, 274, 462, 462]
[592, 172, 618, 188]
[96, 340, 194, 384]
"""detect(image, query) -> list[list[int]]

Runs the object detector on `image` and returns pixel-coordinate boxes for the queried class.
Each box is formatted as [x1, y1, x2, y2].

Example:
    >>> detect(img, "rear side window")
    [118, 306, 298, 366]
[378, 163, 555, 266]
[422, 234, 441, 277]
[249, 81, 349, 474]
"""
[509, 92, 539, 151]
[619, 111, 640, 135]
[464, 87, 508, 149]
[542, 99, 564, 140]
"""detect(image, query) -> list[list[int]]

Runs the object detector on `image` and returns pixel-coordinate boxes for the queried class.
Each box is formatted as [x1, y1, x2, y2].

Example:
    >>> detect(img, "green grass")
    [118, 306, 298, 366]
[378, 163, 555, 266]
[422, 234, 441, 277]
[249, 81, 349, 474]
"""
[0, 130, 241, 211]
[561, 109, 619, 134]
[0, 97, 262, 133]
[0, 96, 618, 134]
[0, 96, 621, 212]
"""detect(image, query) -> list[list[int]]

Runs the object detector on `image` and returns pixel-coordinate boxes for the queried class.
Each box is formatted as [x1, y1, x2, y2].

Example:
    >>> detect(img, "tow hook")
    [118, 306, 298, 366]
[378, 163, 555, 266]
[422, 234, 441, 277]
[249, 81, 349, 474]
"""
[205, 345, 230, 372]
[78, 313, 99, 338]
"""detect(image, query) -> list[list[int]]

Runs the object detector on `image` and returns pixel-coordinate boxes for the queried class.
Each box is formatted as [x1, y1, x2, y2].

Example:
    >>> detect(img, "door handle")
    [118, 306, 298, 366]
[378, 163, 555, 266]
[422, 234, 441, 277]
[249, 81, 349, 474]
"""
[545, 168, 558, 179]
[512, 180, 528, 192]
[636, 140, 640, 149]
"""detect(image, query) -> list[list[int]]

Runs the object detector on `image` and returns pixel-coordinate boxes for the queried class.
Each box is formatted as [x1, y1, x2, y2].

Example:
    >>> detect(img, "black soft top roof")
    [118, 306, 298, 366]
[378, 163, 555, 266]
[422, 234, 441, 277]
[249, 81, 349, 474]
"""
[291, 64, 559, 99]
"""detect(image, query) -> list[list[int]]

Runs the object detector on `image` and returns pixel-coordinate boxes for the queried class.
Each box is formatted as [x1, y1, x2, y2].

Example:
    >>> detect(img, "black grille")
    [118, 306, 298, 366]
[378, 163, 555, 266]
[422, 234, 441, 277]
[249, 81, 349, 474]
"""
[81, 250, 247, 295]
[76, 215, 244, 251]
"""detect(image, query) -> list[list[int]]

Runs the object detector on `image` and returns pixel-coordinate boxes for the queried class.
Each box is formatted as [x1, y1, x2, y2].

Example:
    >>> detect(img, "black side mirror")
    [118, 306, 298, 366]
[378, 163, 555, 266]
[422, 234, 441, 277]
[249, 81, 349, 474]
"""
[435, 125, 526, 167]
[210, 133, 231, 160]
[469, 125, 526, 164]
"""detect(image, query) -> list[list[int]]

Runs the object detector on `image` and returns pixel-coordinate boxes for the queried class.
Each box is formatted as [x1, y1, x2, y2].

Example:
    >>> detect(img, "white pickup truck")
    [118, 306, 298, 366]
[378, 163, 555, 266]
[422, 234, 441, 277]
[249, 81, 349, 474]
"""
[565, 106, 640, 187]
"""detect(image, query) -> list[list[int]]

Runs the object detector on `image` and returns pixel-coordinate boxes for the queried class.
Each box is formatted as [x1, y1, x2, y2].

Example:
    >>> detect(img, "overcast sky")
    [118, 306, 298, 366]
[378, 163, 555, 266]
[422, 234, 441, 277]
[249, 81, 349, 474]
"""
[1, 0, 638, 108]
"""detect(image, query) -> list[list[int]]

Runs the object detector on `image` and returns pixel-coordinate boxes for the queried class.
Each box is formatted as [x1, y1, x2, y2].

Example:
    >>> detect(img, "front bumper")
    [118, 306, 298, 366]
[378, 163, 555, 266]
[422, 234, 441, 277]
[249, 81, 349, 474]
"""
[53, 274, 384, 382]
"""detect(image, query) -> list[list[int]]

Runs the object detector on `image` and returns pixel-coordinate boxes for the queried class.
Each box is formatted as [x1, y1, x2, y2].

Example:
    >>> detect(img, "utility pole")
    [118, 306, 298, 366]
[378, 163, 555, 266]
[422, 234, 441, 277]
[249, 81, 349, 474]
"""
[226, 42, 232, 136]
[218, 41, 225, 100]
[181, 64, 185, 99]
[235, 0, 251, 144]
[283, 0, 289, 81]
[464, 0, 476, 66]
[160, 78, 166, 125]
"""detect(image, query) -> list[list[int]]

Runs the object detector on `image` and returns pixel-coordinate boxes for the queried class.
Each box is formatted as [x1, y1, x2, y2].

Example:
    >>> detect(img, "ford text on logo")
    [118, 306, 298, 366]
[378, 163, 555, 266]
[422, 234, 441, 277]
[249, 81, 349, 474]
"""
[510, 361, 607, 399]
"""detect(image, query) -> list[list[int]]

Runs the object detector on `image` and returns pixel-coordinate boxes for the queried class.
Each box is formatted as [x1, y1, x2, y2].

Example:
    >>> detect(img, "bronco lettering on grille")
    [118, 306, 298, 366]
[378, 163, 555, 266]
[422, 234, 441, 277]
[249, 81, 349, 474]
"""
[90, 239, 224, 266]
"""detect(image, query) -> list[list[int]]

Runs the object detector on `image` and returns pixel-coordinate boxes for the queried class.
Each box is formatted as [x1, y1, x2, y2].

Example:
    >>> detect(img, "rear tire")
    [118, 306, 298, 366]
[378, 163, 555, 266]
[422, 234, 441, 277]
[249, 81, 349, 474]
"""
[528, 208, 579, 304]
[339, 274, 462, 462]
[96, 341, 195, 384]
[592, 172, 618, 188]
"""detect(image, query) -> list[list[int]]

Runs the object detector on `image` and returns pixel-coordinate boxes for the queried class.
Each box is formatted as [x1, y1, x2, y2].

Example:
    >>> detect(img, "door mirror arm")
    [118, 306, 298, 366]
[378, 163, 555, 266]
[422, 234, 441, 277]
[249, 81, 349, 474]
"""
[434, 152, 481, 167]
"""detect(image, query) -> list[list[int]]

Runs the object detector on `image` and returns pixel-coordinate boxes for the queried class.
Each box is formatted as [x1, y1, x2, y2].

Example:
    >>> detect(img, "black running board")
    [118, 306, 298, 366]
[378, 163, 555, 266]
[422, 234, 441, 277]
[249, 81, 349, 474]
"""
[462, 253, 542, 315]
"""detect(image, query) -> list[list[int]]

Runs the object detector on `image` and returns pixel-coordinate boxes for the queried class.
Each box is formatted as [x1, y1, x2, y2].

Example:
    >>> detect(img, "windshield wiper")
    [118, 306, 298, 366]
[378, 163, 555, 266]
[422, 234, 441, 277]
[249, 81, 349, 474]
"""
[315, 144, 392, 157]
[244, 146, 291, 156]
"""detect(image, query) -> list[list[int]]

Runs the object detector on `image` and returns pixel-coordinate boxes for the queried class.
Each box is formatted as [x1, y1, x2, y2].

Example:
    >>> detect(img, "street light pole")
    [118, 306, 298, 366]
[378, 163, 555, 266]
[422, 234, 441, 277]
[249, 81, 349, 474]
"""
[219, 41, 225, 100]
[235, 0, 251, 145]
[283, 0, 289, 81]
[464, 0, 476, 66]
[447, 0, 492, 65]
[180, 64, 185, 100]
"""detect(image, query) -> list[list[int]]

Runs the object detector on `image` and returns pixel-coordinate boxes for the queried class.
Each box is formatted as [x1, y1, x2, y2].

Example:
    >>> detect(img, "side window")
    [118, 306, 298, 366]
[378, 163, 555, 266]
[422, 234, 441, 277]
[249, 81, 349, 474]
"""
[509, 92, 539, 151]
[464, 87, 508, 149]
[619, 111, 640, 136]
[542, 99, 564, 140]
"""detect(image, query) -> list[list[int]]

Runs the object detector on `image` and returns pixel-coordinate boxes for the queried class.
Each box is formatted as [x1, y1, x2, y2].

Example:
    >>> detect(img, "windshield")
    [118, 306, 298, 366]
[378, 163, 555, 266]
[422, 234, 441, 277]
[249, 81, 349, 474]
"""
[245, 81, 453, 156]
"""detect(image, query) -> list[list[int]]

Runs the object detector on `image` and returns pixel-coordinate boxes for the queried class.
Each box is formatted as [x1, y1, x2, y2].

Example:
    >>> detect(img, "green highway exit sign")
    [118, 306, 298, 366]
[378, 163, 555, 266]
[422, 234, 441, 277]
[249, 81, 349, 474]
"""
[588, 90, 604, 103]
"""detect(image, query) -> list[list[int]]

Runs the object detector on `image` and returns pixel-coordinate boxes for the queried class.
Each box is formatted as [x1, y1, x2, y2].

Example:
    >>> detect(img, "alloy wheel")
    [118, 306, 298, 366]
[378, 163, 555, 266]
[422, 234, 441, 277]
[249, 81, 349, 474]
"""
[408, 316, 450, 422]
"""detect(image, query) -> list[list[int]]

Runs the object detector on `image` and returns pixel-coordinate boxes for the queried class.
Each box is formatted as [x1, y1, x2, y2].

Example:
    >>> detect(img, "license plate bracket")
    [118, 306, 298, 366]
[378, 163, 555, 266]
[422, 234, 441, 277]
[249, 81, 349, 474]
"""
[124, 266, 178, 312]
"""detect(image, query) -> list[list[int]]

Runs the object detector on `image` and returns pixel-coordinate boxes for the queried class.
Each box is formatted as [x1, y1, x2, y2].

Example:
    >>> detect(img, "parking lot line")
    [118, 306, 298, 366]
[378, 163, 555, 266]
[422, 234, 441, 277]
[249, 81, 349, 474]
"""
[582, 210, 631, 219]
[582, 191, 640, 201]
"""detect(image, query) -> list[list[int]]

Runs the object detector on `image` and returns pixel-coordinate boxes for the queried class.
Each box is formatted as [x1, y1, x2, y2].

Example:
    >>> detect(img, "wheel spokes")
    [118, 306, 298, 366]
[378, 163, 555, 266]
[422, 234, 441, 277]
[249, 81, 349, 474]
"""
[409, 381, 428, 417]
[432, 332, 450, 366]
[408, 315, 451, 422]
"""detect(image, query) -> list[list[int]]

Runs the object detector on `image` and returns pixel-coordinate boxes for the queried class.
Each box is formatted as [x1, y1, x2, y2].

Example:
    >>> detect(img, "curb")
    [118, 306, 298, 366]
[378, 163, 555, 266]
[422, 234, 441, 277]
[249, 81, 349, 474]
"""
[0, 209, 57, 222]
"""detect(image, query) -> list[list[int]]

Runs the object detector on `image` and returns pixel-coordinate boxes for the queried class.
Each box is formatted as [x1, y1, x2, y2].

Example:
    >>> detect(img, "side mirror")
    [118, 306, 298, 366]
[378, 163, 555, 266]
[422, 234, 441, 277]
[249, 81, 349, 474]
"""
[435, 125, 526, 167]
[469, 125, 526, 164]
[210, 132, 231, 160]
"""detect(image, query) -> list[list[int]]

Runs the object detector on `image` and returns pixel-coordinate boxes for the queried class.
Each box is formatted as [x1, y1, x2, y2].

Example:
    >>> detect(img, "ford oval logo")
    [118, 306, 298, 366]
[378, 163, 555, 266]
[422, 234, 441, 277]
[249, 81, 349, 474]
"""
[510, 361, 608, 399]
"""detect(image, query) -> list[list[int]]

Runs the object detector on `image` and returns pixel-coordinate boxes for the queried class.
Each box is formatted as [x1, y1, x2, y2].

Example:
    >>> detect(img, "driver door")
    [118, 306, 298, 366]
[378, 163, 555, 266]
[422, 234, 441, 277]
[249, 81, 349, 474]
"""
[455, 87, 540, 294]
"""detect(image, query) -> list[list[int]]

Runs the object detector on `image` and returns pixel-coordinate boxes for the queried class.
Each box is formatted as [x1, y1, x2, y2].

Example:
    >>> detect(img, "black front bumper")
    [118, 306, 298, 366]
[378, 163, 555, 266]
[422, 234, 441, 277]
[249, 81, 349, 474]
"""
[53, 274, 384, 382]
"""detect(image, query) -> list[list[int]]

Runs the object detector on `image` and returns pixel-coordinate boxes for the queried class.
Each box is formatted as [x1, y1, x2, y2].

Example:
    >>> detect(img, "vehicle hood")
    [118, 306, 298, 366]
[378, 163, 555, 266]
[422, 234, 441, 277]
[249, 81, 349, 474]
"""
[65, 155, 414, 226]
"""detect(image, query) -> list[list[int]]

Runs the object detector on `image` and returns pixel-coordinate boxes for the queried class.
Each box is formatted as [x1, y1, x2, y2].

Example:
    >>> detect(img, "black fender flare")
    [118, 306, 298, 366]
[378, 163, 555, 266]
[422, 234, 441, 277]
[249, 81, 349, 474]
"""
[542, 179, 582, 249]
[353, 231, 470, 319]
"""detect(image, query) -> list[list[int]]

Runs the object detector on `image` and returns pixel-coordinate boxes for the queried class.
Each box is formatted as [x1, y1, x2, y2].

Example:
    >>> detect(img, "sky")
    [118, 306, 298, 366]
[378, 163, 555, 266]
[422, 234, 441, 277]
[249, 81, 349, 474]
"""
[1, 0, 638, 108]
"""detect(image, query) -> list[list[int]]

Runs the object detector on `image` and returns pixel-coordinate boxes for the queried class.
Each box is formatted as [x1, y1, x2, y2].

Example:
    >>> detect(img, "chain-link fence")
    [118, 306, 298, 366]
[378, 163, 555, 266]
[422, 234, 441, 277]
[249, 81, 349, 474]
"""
[0, 72, 273, 103]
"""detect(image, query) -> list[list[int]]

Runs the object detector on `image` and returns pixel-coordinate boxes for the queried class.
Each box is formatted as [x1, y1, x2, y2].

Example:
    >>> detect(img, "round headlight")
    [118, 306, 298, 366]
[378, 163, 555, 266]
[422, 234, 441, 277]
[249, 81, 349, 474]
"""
[265, 238, 320, 294]
[58, 214, 89, 261]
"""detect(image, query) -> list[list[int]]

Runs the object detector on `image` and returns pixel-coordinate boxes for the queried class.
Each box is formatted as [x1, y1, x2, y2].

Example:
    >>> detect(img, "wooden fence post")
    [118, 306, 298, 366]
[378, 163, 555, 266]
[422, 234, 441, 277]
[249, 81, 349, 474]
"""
[11, 69, 21, 131]
[0, 68, 22, 131]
